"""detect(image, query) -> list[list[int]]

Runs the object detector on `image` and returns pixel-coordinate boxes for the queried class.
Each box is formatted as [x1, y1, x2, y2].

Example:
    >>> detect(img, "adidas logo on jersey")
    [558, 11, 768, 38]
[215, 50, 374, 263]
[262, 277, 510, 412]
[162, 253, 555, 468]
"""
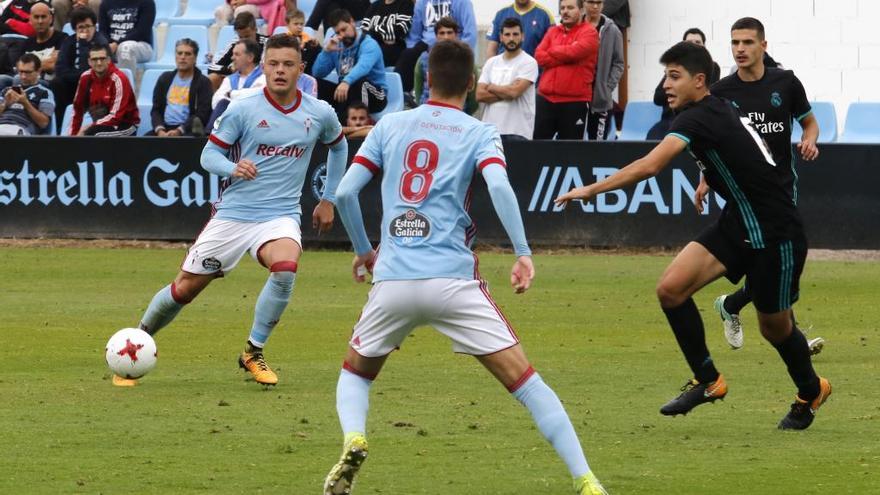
[257, 120, 270, 129]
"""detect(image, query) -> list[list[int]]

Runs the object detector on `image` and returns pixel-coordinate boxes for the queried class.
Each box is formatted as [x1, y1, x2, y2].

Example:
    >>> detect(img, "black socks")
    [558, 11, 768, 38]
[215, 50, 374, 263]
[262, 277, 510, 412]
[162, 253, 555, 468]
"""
[663, 298, 720, 384]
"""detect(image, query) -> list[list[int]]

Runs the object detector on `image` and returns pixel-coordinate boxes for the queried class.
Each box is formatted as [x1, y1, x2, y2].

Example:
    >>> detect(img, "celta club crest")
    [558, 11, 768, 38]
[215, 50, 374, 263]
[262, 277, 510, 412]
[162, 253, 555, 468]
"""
[770, 92, 783, 108]
[304, 117, 312, 135]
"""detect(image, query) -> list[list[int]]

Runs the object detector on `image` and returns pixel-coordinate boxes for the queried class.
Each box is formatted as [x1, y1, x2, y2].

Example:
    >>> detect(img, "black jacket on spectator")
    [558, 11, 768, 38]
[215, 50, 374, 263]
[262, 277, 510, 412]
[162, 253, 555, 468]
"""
[99, 0, 155, 45]
[151, 68, 213, 134]
[56, 32, 110, 84]
[361, 0, 413, 67]
[306, 0, 370, 30]
[51, 31, 109, 132]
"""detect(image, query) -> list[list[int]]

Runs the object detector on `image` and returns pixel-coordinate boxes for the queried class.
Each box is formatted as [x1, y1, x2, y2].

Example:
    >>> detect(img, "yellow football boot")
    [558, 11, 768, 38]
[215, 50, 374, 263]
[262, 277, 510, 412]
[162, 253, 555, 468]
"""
[574, 471, 609, 495]
[238, 351, 278, 386]
[324, 433, 368, 495]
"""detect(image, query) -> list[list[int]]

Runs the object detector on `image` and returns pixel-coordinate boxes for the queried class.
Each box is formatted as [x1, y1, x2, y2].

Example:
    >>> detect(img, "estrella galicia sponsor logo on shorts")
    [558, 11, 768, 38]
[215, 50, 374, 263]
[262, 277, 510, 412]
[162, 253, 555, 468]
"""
[202, 257, 222, 271]
[390, 209, 431, 241]
[770, 92, 782, 108]
[310, 162, 327, 201]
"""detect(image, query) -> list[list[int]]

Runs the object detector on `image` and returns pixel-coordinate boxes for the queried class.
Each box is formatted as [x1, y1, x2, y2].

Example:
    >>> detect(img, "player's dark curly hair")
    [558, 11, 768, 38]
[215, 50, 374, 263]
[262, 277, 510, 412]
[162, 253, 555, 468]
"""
[428, 40, 473, 98]
[659, 41, 713, 81]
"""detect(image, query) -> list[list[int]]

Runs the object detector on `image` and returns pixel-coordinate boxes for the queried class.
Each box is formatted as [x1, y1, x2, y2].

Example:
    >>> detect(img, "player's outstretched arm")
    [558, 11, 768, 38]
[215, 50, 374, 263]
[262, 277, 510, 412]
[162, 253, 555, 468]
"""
[555, 135, 685, 207]
[336, 163, 375, 261]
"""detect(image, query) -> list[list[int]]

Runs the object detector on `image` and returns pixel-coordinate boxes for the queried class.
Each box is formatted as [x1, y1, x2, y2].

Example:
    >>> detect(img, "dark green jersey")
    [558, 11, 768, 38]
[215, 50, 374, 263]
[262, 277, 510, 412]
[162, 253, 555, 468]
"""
[711, 69, 812, 203]
[668, 94, 803, 249]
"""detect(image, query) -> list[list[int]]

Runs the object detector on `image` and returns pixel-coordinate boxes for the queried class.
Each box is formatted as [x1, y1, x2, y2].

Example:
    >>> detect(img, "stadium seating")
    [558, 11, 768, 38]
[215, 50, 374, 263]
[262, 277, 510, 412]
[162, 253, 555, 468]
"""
[298, 0, 317, 20]
[62, 23, 74, 35]
[138, 104, 153, 135]
[618, 101, 662, 140]
[119, 68, 136, 90]
[838, 102, 880, 143]
[154, 0, 181, 24]
[791, 101, 837, 143]
[165, 0, 216, 26]
[138, 69, 165, 105]
[144, 25, 209, 70]
[215, 24, 237, 53]
[273, 25, 287, 35]
[61, 104, 93, 135]
[369, 71, 404, 122]
[44, 112, 57, 136]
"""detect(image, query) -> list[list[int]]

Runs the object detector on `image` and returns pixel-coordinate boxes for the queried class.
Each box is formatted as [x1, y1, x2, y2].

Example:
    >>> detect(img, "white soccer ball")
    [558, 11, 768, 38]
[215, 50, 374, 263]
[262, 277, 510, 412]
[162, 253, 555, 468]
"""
[105, 328, 157, 379]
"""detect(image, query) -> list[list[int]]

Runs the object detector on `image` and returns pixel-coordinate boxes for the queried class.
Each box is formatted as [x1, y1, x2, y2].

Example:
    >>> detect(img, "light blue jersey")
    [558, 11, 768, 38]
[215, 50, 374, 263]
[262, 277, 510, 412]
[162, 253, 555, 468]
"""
[351, 101, 518, 281]
[204, 88, 344, 223]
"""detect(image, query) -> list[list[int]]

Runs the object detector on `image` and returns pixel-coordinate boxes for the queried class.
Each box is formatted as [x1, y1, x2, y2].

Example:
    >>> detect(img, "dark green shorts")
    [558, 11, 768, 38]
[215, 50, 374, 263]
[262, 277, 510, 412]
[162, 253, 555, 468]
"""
[696, 222, 806, 313]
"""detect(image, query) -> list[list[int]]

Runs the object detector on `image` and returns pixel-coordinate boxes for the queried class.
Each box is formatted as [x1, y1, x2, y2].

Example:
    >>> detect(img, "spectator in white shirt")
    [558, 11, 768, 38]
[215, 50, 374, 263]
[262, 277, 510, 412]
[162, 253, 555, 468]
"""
[475, 17, 538, 139]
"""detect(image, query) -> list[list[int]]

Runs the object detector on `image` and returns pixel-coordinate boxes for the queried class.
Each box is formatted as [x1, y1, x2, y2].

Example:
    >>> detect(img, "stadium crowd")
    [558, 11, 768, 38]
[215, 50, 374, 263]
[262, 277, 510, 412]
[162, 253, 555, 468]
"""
[0, 0, 640, 137]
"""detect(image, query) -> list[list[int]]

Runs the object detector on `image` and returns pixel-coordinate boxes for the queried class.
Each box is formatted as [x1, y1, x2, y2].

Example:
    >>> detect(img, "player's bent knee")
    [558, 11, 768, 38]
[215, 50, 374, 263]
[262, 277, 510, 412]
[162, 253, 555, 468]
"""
[170, 281, 195, 304]
[269, 261, 297, 293]
[656, 281, 686, 308]
[756, 311, 793, 344]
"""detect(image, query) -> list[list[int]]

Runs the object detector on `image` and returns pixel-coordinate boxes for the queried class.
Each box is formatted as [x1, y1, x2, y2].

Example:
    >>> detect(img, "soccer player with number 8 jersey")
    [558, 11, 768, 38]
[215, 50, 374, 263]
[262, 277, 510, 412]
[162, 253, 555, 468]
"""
[556, 41, 831, 431]
[324, 39, 609, 495]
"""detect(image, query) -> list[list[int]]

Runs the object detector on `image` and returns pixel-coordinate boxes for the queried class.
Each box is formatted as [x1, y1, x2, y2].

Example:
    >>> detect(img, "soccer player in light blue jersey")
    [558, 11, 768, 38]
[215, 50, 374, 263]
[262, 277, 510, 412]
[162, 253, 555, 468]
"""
[323, 40, 609, 495]
[115, 35, 348, 388]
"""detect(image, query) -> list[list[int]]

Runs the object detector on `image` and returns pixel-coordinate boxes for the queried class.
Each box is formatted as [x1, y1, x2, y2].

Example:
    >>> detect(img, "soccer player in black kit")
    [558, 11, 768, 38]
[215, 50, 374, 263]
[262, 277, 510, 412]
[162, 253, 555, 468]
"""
[697, 17, 826, 354]
[555, 41, 831, 430]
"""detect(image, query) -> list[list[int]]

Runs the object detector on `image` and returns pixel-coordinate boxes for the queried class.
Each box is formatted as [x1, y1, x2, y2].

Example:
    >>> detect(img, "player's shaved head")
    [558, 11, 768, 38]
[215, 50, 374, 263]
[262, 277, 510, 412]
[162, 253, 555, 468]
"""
[660, 41, 713, 81]
[427, 40, 473, 99]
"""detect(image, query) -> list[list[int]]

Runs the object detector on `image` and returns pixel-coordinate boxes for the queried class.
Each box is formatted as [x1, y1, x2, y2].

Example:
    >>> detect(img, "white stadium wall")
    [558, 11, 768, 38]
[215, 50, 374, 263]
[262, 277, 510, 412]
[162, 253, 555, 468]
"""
[476, 0, 879, 130]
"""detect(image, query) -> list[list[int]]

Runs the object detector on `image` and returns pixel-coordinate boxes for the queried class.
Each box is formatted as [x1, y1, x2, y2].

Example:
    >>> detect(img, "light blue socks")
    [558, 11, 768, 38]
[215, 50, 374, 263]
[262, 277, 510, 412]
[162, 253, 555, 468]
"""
[513, 372, 590, 478]
[139, 283, 186, 335]
[248, 262, 297, 347]
[336, 367, 373, 436]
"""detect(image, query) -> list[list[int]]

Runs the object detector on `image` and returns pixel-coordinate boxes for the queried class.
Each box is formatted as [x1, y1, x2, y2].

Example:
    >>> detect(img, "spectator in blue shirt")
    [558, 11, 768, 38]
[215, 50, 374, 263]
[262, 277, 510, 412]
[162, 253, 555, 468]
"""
[147, 39, 213, 136]
[485, 0, 554, 58]
[313, 8, 388, 119]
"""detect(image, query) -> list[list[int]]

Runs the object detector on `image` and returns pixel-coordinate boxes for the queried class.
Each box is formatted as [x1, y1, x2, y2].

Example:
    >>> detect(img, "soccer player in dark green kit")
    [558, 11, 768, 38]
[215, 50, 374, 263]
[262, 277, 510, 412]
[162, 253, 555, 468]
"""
[556, 41, 831, 430]
[699, 17, 825, 354]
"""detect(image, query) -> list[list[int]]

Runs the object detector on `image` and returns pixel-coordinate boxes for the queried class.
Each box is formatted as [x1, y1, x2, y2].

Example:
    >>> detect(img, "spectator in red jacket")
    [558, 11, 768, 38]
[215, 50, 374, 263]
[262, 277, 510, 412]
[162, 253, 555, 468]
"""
[533, 0, 598, 139]
[69, 43, 139, 135]
[0, 0, 36, 37]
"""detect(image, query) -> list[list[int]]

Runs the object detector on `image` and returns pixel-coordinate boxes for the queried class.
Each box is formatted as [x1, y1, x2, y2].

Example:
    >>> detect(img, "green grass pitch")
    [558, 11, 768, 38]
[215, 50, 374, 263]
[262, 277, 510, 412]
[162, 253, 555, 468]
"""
[1, 246, 878, 494]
